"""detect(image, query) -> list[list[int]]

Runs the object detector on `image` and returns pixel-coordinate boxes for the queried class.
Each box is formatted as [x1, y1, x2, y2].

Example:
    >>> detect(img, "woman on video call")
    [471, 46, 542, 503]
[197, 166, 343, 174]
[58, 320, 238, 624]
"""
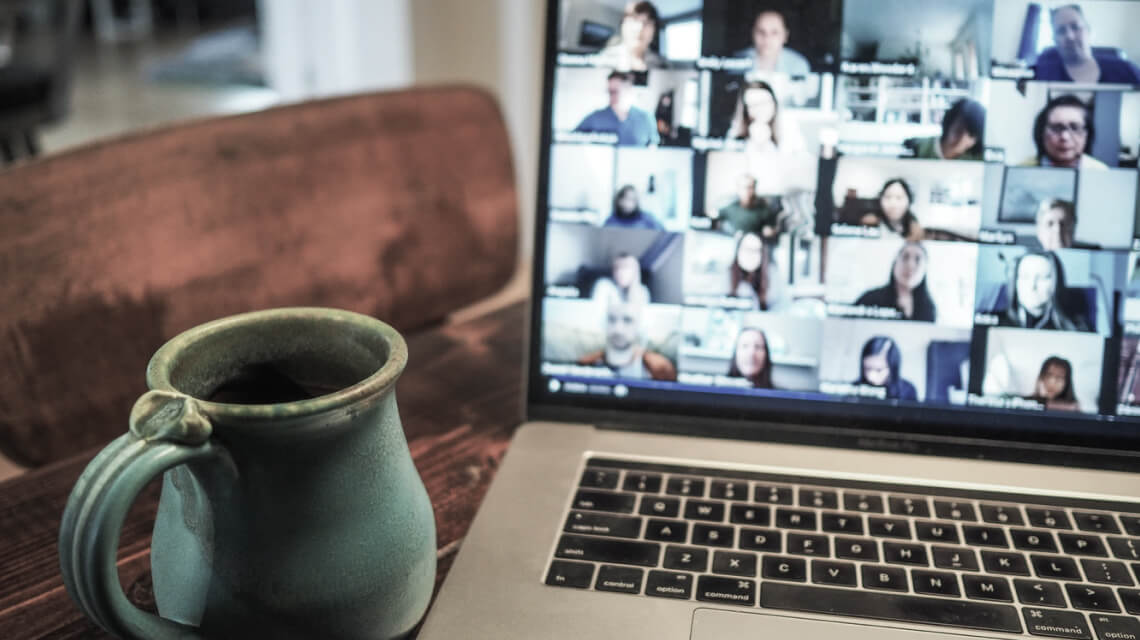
[1027, 355, 1081, 412]
[727, 328, 775, 389]
[855, 242, 937, 322]
[728, 231, 778, 310]
[604, 184, 664, 230]
[1020, 95, 1107, 170]
[999, 251, 1091, 332]
[591, 253, 651, 307]
[856, 336, 918, 401]
[596, 1, 666, 71]
[728, 80, 804, 154]
[859, 178, 925, 242]
[905, 99, 986, 161]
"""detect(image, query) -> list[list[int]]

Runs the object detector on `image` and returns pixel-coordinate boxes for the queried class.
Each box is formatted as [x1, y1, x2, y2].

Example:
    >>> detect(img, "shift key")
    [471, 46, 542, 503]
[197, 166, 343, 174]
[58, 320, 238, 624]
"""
[556, 534, 660, 567]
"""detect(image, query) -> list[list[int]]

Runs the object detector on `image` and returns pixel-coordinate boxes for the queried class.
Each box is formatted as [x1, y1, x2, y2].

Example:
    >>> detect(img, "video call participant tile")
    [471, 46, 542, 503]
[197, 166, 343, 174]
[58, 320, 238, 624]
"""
[978, 163, 1137, 250]
[544, 223, 685, 305]
[818, 318, 972, 406]
[697, 151, 818, 231]
[825, 237, 978, 329]
[969, 326, 1106, 415]
[548, 144, 616, 225]
[698, 71, 835, 152]
[699, 0, 841, 74]
[556, 0, 704, 71]
[990, 0, 1140, 85]
[540, 297, 683, 383]
[677, 307, 823, 393]
[973, 245, 1127, 338]
[839, 0, 995, 78]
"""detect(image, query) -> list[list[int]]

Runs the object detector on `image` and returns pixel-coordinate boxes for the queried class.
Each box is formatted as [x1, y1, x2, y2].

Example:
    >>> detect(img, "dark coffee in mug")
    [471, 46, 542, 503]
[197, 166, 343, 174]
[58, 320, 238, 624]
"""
[206, 361, 357, 404]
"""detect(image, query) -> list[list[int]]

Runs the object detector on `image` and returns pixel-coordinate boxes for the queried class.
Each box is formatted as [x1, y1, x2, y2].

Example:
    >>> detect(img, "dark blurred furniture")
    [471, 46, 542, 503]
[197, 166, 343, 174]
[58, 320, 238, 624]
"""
[0, 0, 81, 163]
[0, 86, 519, 468]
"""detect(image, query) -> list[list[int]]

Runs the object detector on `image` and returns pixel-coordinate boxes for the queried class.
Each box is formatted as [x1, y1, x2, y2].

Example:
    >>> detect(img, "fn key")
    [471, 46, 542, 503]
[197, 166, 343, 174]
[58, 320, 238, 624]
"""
[546, 560, 594, 589]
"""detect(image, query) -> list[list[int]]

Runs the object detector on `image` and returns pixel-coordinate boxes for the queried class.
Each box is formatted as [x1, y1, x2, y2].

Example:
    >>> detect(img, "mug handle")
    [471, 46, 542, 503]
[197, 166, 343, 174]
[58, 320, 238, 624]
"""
[59, 391, 232, 640]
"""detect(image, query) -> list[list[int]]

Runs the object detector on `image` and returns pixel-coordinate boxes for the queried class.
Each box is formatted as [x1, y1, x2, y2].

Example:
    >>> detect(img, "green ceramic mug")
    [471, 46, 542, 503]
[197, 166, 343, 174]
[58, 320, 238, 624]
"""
[58, 308, 436, 639]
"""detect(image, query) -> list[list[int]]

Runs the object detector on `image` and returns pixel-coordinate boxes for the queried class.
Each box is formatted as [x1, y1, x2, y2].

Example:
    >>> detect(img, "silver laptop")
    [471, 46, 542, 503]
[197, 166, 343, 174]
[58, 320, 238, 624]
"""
[420, 1, 1140, 637]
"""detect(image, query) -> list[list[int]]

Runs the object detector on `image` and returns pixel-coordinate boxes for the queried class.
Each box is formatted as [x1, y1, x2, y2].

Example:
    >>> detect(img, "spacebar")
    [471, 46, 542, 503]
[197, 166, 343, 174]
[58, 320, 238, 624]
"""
[761, 583, 1022, 634]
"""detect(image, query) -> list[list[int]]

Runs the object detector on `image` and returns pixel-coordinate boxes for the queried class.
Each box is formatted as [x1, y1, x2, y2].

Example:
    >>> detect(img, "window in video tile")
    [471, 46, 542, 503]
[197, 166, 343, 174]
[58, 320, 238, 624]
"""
[544, 222, 685, 304]
[557, 0, 705, 70]
[969, 326, 1105, 414]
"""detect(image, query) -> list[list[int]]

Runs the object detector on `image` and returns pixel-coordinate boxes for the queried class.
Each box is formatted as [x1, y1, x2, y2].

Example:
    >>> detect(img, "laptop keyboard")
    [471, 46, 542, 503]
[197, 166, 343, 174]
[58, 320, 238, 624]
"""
[544, 457, 1140, 638]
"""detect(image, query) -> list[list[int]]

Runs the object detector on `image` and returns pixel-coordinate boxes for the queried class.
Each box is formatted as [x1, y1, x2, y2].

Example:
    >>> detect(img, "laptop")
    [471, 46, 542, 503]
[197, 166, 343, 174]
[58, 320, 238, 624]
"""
[420, 0, 1140, 637]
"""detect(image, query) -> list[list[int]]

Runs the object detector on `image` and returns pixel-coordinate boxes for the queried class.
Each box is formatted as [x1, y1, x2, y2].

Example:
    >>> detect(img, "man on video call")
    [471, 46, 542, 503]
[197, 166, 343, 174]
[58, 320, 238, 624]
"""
[736, 9, 810, 76]
[714, 174, 780, 237]
[577, 300, 676, 381]
[574, 71, 659, 146]
[1035, 4, 1140, 83]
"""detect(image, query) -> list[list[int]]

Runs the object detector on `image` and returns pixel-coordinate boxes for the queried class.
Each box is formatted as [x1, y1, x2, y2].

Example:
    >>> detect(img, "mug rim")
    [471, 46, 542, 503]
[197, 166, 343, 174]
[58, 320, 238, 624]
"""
[146, 307, 407, 422]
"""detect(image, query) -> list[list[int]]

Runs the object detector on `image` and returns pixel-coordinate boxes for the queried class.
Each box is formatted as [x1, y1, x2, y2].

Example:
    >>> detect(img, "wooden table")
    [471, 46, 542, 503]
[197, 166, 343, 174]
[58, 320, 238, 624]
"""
[0, 301, 526, 638]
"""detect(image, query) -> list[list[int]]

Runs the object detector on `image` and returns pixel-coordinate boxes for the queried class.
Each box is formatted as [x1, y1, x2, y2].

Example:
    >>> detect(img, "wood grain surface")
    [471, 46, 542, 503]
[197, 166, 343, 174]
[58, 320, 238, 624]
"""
[0, 300, 526, 639]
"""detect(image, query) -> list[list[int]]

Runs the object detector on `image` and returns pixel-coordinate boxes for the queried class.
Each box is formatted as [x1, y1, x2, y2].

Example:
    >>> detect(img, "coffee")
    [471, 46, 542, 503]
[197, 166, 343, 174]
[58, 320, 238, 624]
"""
[207, 362, 347, 404]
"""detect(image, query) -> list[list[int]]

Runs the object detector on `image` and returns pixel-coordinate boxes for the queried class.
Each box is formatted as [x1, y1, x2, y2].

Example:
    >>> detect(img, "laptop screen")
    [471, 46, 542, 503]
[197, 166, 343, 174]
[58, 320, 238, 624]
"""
[529, 0, 1140, 450]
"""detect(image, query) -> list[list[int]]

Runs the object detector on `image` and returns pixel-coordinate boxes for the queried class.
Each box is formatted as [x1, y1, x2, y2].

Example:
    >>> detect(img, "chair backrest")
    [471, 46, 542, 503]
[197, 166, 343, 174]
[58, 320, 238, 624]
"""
[0, 87, 518, 466]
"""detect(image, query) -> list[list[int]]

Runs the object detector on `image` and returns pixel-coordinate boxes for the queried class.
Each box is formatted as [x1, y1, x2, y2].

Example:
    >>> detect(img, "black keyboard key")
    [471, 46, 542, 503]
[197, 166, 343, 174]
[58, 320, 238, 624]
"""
[1109, 537, 1140, 561]
[762, 555, 807, 581]
[692, 524, 733, 547]
[1059, 533, 1107, 557]
[1015, 579, 1068, 607]
[1122, 516, 1140, 537]
[869, 517, 911, 539]
[684, 499, 725, 522]
[555, 535, 660, 567]
[1073, 512, 1119, 534]
[934, 500, 977, 522]
[812, 560, 858, 587]
[1090, 614, 1140, 640]
[912, 569, 961, 597]
[545, 560, 595, 589]
[1013, 529, 1059, 553]
[888, 495, 930, 518]
[1032, 555, 1083, 581]
[786, 533, 829, 557]
[883, 542, 928, 566]
[844, 492, 884, 513]
[982, 550, 1031, 575]
[645, 570, 692, 600]
[861, 564, 908, 591]
[696, 575, 756, 606]
[1079, 559, 1133, 586]
[821, 512, 864, 535]
[1027, 508, 1072, 530]
[579, 468, 619, 489]
[622, 472, 662, 493]
[1121, 589, 1140, 615]
[963, 525, 1007, 548]
[981, 503, 1024, 526]
[915, 521, 959, 544]
[754, 484, 793, 505]
[834, 536, 878, 561]
[639, 495, 680, 518]
[729, 504, 769, 526]
[712, 551, 758, 578]
[565, 511, 642, 538]
[594, 565, 643, 594]
[799, 488, 838, 510]
[932, 545, 980, 571]
[709, 479, 748, 501]
[644, 519, 687, 543]
[762, 583, 1022, 634]
[573, 490, 636, 514]
[1022, 608, 1092, 638]
[775, 508, 817, 531]
[1066, 584, 1120, 612]
[739, 527, 781, 552]
[665, 476, 705, 497]
[963, 574, 1013, 602]
[663, 545, 708, 572]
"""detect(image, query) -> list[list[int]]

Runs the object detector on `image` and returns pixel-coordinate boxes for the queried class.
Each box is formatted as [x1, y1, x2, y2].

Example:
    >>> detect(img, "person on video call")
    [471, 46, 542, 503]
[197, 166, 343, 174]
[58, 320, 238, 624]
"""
[859, 178, 925, 242]
[727, 328, 775, 389]
[595, 1, 666, 72]
[998, 251, 1091, 331]
[855, 242, 937, 322]
[1020, 94, 1107, 169]
[735, 9, 811, 76]
[729, 231, 780, 310]
[904, 99, 986, 161]
[855, 336, 917, 401]
[576, 299, 676, 381]
[574, 71, 659, 146]
[714, 174, 780, 237]
[603, 184, 663, 230]
[591, 253, 652, 307]
[1034, 4, 1140, 84]
[728, 80, 805, 154]
[1027, 355, 1081, 412]
[1034, 199, 1080, 250]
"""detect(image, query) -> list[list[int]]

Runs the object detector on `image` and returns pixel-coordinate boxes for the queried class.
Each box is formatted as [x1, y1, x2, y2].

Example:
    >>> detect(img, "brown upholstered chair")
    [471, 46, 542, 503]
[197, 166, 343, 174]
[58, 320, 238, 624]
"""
[0, 87, 519, 467]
